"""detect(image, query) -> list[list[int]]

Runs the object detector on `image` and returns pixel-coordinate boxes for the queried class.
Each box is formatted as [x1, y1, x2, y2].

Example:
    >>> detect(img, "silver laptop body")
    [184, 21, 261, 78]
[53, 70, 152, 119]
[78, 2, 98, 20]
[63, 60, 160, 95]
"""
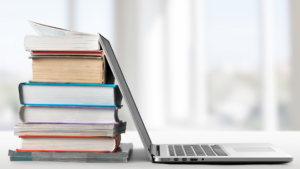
[98, 34, 293, 164]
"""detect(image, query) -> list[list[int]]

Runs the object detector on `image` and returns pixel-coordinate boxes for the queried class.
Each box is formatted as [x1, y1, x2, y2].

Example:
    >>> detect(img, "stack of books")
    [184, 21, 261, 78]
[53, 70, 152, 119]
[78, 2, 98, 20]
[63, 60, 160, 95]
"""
[9, 21, 132, 163]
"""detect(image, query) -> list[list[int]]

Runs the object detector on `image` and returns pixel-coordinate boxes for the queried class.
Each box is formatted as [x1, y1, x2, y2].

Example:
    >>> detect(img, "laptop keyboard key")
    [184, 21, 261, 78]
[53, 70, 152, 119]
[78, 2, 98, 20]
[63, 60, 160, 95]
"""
[174, 145, 185, 156]
[192, 145, 206, 156]
[201, 145, 217, 156]
[183, 145, 196, 156]
[168, 145, 175, 156]
[211, 145, 228, 156]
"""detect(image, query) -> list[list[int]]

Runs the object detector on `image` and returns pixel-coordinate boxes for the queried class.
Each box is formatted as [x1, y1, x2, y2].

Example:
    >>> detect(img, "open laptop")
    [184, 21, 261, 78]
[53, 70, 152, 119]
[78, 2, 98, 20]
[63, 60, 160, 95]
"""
[98, 34, 293, 164]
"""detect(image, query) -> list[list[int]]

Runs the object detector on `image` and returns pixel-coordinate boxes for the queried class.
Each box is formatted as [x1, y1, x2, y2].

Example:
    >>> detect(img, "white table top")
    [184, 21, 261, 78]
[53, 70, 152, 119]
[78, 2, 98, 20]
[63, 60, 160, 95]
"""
[1, 131, 299, 168]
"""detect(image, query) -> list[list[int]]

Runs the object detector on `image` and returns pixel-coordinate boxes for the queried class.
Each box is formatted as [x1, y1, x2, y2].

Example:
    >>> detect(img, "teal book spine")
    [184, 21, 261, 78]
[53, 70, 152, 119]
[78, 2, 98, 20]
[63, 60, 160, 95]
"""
[10, 156, 32, 161]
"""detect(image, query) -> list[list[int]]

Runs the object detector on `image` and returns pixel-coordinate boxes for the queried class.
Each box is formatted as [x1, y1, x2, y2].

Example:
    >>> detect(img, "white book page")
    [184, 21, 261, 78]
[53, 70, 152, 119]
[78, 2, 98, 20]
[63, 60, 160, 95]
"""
[28, 20, 96, 36]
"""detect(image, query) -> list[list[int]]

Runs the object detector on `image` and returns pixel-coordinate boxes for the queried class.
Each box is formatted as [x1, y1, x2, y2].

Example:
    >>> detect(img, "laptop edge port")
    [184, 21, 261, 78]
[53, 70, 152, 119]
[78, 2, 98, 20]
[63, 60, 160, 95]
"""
[182, 158, 187, 161]
[190, 158, 198, 161]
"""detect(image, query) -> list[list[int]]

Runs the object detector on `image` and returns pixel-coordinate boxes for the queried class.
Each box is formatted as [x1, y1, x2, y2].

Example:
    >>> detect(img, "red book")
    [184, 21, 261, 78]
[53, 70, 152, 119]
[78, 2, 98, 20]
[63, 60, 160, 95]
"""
[31, 51, 103, 56]
[16, 135, 120, 153]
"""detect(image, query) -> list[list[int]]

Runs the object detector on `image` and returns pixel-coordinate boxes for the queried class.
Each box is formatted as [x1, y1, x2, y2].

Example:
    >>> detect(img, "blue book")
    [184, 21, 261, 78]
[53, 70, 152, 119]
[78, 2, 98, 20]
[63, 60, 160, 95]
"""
[18, 82, 122, 108]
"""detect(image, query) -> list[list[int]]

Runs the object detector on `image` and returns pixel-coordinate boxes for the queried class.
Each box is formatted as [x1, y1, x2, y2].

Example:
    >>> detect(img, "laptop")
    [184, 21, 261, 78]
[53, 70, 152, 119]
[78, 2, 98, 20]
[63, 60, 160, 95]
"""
[98, 34, 293, 164]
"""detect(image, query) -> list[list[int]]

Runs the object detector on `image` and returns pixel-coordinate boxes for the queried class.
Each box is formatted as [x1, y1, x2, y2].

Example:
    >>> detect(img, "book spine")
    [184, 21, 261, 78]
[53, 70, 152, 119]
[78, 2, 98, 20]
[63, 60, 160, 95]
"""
[18, 83, 26, 105]
[10, 157, 32, 161]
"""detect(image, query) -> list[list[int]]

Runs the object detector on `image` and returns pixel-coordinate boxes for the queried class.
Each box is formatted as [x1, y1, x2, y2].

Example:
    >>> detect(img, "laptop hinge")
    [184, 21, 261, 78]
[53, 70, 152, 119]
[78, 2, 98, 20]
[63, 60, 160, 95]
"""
[150, 144, 159, 156]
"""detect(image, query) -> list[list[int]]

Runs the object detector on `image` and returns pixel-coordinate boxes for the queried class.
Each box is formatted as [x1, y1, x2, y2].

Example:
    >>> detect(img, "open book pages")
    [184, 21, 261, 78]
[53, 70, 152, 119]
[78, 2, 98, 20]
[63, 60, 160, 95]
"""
[28, 20, 96, 36]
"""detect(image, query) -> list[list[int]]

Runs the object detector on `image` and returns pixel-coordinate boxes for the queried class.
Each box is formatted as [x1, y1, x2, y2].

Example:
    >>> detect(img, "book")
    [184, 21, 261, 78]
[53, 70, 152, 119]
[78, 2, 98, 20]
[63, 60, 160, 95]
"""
[14, 120, 127, 136]
[18, 83, 123, 107]
[18, 105, 120, 124]
[24, 35, 100, 51]
[25, 21, 101, 51]
[16, 135, 121, 153]
[30, 56, 113, 84]
[9, 143, 133, 163]
[10, 156, 129, 163]
[14, 121, 126, 130]
[14, 127, 126, 137]
[30, 51, 103, 56]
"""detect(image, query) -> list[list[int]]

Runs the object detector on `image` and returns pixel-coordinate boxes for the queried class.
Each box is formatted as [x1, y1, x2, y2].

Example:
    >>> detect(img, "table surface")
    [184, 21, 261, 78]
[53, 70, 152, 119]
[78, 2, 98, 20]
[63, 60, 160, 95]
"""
[1, 131, 300, 169]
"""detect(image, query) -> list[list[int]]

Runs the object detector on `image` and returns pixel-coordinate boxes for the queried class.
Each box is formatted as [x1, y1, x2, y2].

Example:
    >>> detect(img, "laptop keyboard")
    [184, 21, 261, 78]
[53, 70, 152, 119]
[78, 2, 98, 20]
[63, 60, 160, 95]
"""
[173, 145, 185, 156]
[168, 145, 175, 156]
[168, 144, 227, 156]
[183, 145, 196, 156]
[191, 145, 206, 156]
[201, 145, 217, 156]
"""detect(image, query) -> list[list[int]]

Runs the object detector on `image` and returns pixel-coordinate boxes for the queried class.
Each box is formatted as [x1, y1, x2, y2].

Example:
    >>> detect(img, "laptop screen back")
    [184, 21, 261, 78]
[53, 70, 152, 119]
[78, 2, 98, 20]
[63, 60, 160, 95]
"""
[98, 34, 153, 156]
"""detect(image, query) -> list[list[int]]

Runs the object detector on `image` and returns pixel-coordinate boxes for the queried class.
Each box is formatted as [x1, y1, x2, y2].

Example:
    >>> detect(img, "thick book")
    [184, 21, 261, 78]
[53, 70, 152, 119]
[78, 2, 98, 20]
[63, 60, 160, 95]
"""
[16, 135, 121, 153]
[9, 143, 133, 163]
[18, 83, 122, 107]
[18, 105, 120, 125]
[14, 121, 127, 137]
[30, 56, 114, 84]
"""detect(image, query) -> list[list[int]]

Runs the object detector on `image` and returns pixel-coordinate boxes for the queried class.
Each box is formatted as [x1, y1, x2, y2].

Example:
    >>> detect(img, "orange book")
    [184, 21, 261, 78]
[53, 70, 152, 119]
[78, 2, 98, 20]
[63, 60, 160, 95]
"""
[16, 135, 120, 153]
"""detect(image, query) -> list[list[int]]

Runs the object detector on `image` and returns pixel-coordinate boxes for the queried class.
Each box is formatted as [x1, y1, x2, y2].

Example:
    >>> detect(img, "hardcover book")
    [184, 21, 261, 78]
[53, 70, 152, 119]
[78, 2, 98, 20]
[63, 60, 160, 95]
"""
[14, 121, 127, 137]
[19, 105, 120, 124]
[14, 121, 126, 130]
[16, 135, 121, 153]
[9, 143, 133, 163]
[18, 83, 123, 107]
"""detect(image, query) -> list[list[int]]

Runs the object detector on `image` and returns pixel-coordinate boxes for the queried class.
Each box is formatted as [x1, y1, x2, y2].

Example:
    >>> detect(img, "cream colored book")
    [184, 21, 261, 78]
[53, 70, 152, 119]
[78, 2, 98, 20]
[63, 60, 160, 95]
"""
[25, 21, 100, 51]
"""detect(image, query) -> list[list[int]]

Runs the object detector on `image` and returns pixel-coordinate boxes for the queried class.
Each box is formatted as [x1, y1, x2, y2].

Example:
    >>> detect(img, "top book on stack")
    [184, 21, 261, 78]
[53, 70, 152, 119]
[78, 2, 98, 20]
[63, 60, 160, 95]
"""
[25, 21, 101, 52]
[25, 21, 114, 84]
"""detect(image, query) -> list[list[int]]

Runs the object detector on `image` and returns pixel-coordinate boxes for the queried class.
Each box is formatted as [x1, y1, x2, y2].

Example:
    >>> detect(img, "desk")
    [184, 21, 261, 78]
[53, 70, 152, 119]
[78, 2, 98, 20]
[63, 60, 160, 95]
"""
[1, 131, 299, 169]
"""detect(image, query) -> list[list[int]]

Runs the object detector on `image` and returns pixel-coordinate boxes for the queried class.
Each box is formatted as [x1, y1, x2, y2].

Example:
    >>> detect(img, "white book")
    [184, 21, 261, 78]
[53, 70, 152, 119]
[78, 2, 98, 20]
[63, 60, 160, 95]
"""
[17, 135, 121, 153]
[24, 35, 100, 51]
[18, 106, 120, 124]
[19, 83, 122, 107]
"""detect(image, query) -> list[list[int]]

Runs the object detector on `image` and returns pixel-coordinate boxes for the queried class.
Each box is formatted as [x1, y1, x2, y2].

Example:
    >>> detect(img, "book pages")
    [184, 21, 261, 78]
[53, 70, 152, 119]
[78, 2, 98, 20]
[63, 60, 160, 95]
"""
[28, 20, 96, 36]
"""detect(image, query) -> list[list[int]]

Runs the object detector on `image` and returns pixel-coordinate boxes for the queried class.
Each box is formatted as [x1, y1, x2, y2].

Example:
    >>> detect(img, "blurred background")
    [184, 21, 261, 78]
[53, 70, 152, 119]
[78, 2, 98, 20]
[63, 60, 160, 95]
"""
[0, 0, 298, 131]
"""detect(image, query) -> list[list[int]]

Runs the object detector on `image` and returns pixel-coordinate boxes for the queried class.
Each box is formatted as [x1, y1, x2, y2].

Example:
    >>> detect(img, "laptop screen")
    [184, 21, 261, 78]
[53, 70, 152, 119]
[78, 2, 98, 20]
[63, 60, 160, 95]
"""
[98, 34, 153, 154]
